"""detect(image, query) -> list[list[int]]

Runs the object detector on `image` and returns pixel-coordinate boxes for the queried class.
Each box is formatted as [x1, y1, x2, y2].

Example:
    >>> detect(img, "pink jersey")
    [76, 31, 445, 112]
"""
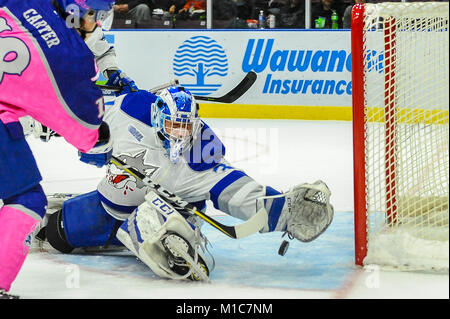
[0, 1, 105, 152]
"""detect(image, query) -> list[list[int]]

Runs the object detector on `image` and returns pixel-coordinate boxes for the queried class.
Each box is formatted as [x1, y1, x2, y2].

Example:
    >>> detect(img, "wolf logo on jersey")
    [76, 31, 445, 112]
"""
[115, 151, 159, 187]
[107, 166, 137, 196]
[106, 151, 160, 197]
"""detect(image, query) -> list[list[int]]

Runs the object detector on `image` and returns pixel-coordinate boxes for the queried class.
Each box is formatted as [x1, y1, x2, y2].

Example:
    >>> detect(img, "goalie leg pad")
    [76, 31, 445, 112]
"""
[60, 191, 124, 248]
[116, 190, 211, 281]
[258, 180, 334, 242]
[44, 191, 126, 253]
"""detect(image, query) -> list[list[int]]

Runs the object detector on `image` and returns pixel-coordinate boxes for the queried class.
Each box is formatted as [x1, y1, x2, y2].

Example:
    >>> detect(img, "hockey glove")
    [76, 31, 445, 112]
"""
[78, 121, 113, 167]
[105, 69, 138, 96]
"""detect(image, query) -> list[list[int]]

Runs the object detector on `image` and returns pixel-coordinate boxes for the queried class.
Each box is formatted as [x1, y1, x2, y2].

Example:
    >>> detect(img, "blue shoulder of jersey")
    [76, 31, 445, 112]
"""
[119, 90, 157, 126]
[185, 120, 226, 172]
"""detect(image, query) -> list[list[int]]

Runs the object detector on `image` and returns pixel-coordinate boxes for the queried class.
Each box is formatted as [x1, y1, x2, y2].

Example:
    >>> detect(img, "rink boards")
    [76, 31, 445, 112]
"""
[105, 29, 353, 121]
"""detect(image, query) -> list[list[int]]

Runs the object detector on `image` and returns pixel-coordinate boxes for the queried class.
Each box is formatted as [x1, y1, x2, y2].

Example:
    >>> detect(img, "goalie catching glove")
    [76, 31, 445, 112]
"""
[78, 121, 113, 167]
[116, 190, 213, 281]
[259, 180, 334, 242]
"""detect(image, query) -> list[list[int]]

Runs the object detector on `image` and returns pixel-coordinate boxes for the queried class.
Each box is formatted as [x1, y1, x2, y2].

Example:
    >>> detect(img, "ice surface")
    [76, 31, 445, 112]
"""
[8, 119, 449, 299]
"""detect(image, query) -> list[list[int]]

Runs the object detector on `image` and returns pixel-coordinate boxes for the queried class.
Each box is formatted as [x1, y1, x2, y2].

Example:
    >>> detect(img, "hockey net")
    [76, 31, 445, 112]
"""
[352, 2, 449, 271]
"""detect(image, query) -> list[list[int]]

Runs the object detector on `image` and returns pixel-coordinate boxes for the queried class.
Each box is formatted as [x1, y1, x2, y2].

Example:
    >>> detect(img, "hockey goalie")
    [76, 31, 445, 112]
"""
[35, 87, 334, 281]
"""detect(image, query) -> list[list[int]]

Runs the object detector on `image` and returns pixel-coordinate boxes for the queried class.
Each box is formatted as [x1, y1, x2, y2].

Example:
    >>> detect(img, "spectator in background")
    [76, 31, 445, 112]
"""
[343, 0, 366, 29]
[268, 0, 305, 28]
[178, 0, 206, 19]
[235, 0, 253, 20]
[252, 0, 269, 16]
[311, 0, 345, 29]
[226, 0, 252, 28]
[213, 0, 240, 21]
[153, 0, 185, 15]
[113, 0, 153, 25]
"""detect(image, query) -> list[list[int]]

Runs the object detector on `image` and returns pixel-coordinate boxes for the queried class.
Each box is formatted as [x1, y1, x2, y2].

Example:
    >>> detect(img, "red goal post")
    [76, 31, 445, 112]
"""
[351, 2, 449, 271]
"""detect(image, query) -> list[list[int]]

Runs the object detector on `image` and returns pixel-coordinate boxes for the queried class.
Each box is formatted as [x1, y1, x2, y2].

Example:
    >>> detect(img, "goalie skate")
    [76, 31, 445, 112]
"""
[162, 231, 210, 282]
[29, 193, 78, 252]
[116, 190, 213, 281]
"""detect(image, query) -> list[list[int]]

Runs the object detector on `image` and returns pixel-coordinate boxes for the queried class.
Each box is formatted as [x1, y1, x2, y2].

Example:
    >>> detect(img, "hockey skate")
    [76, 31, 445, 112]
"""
[28, 193, 76, 253]
[0, 289, 19, 299]
[161, 231, 210, 281]
[116, 190, 214, 282]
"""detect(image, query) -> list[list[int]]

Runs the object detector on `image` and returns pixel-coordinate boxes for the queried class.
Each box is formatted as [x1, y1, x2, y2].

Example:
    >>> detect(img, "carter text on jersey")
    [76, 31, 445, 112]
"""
[23, 9, 60, 48]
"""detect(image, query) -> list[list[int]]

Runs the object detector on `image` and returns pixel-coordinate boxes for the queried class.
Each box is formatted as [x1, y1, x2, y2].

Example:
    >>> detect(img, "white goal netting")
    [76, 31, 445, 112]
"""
[361, 2, 449, 271]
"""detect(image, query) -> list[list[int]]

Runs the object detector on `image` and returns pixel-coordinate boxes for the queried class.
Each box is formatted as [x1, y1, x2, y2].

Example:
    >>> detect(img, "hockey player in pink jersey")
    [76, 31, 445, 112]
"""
[0, 0, 116, 299]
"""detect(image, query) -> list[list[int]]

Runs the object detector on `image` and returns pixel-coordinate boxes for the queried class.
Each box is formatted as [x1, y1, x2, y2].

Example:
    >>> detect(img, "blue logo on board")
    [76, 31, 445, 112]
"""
[173, 35, 228, 96]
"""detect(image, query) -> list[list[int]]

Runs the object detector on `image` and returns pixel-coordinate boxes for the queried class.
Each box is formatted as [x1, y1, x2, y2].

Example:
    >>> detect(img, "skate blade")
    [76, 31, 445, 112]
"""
[163, 234, 210, 282]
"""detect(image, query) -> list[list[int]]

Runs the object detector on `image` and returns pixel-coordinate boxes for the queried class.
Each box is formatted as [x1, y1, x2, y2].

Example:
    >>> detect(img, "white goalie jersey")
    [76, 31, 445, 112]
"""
[97, 91, 267, 222]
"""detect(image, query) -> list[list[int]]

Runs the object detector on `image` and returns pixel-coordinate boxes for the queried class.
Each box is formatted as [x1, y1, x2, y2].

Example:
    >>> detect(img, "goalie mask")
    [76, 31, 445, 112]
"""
[151, 87, 201, 163]
[55, 0, 115, 31]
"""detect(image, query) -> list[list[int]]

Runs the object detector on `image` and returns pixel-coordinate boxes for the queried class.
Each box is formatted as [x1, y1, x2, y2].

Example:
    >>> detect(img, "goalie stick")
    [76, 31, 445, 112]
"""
[97, 71, 257, 103]
[110, 155, 268, 239]
[99, 79, 180, 96]
[193, 71, 257, 103]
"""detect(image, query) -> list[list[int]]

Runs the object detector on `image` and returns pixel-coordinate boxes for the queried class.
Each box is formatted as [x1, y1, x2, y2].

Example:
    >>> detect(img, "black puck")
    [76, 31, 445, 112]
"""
[278, 240, 289, 256]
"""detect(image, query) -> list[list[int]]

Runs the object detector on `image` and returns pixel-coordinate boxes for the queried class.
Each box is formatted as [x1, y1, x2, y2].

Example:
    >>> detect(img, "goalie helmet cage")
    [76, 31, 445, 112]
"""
[351, 2, 449, 271]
